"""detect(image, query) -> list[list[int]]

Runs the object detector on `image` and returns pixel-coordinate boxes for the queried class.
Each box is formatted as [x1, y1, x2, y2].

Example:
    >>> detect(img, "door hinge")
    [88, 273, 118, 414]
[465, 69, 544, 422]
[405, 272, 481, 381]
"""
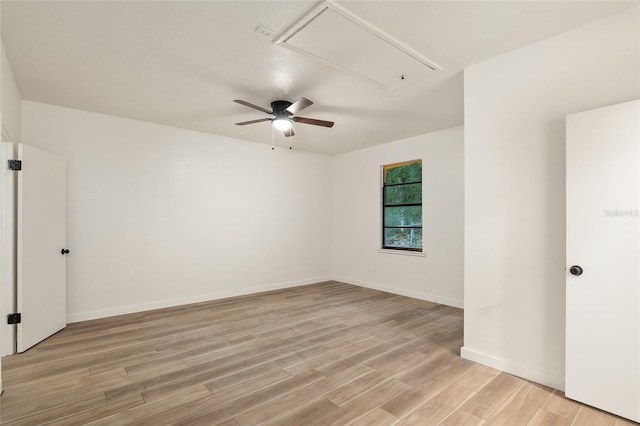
[7, 313, 21, 325]
[8, 159, 22, 171]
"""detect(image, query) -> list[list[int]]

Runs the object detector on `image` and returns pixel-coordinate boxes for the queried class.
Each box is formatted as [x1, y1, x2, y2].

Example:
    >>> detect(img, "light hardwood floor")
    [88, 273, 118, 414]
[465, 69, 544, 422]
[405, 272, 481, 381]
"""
[0, 282, 636, 425]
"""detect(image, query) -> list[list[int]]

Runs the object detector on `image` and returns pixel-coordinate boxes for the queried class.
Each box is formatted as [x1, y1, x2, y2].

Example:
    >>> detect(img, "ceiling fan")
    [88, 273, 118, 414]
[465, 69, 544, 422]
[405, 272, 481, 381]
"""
[234, 97, 334, 137]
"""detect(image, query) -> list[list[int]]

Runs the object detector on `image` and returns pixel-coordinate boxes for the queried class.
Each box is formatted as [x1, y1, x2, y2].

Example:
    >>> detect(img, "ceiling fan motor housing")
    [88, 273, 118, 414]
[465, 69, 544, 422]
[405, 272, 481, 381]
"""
[271, 100, 293, 117]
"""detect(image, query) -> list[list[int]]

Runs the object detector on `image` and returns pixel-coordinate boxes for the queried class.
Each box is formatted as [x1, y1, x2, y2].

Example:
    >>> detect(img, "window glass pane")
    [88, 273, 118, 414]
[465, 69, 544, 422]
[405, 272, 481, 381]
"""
[384, 227, 422, 249]
[382, 159, 422, 251]
[385, 162, 422, 185]
[384, 206, 422, 227]
[384, 183, 421, 205]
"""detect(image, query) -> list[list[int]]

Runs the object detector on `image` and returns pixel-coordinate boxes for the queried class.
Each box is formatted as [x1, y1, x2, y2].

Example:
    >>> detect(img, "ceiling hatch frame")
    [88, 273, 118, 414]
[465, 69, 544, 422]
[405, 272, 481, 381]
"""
[273, 0, 442, 90]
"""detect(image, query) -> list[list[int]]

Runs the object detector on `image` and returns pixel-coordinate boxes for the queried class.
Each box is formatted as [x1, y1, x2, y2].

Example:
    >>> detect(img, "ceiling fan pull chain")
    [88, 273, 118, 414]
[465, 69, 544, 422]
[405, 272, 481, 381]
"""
[271, 123, 275, 150]
[289, 131, 293, 150]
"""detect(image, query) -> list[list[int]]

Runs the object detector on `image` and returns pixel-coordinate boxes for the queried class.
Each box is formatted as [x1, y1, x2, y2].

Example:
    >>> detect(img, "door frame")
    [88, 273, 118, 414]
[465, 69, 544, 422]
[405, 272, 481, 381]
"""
[0, 142, 17, 356]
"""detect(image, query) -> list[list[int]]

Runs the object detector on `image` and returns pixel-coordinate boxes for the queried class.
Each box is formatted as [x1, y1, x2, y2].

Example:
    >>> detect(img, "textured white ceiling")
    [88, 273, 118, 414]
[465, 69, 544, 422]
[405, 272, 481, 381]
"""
[1, 1, 636, 155]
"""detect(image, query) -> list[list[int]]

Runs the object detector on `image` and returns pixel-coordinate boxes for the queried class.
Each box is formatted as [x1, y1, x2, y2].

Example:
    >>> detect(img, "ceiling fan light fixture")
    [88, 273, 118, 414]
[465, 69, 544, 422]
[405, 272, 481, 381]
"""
[272, 117, 292, 131]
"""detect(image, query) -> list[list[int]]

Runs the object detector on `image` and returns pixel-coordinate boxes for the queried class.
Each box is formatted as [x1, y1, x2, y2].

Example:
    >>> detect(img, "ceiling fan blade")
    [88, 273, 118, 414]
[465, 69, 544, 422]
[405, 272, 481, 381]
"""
[285, 97, 313, 115]
[234, 100, 273, 115]
[284, 128, 295, 137]
[292, 116, 334, 128]
[235, 118, 272, 126]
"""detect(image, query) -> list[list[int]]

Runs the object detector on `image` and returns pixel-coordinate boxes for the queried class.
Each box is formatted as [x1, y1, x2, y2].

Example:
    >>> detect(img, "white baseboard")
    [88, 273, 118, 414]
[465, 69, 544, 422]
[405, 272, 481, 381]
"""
[461, 346, 565, 391]
[67, 275, 462, 323]
[66, 276, 332, 323]
[333, 276, 463, 309]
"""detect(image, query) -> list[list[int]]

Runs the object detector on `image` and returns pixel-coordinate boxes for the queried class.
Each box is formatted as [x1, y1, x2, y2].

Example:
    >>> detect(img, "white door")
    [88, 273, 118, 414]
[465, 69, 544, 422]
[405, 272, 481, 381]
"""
[17, 143, 67, 352]
[566, 100, 639, 422]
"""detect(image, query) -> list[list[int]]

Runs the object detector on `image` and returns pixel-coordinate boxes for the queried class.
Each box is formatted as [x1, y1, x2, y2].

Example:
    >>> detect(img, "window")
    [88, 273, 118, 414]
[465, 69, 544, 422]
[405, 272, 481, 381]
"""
[382, 160, 422, 251]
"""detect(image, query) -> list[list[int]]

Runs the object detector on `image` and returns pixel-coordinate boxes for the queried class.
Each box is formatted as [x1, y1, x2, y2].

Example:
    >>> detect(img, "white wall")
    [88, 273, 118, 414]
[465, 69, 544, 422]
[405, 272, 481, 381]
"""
[1, 41, 21, 143]
[21, 101, 332, 322]
[463, 6, 639, 390]
[332, 126, 464, 308]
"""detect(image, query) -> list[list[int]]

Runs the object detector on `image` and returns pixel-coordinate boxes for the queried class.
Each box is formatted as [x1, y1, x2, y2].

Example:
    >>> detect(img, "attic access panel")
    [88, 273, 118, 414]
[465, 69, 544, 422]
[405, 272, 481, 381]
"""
[274, 1, 441, 90]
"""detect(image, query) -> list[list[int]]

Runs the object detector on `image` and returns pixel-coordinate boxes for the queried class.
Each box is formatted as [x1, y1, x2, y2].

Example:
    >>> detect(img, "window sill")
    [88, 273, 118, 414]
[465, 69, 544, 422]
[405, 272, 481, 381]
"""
[377, 249, 426, 257]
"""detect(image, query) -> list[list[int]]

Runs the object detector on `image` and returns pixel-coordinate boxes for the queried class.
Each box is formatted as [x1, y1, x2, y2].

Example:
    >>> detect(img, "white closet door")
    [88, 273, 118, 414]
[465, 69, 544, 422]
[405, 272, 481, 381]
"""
[566, 100, 639, 422]
[17, 143, 67, 352]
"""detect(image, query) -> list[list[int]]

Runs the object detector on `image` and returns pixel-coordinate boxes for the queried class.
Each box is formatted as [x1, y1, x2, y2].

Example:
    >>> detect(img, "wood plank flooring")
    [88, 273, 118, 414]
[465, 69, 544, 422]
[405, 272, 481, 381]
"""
[0, 281, 636, 425]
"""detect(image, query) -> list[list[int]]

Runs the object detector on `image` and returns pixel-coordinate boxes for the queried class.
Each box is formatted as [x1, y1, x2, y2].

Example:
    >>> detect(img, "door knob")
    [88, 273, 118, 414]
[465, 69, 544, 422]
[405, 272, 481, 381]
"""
[569, 265, 583, 276]
[61, 248, 70, 255]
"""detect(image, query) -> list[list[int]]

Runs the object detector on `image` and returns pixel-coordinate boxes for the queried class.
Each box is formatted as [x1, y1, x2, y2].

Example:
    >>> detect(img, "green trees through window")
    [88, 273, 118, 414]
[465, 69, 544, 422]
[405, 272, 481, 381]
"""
[382, 160, 422, 251]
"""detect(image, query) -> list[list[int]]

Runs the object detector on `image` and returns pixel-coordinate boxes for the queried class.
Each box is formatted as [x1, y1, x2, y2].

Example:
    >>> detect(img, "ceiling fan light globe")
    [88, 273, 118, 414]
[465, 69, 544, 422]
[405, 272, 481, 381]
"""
[273, 118, 292, 131]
